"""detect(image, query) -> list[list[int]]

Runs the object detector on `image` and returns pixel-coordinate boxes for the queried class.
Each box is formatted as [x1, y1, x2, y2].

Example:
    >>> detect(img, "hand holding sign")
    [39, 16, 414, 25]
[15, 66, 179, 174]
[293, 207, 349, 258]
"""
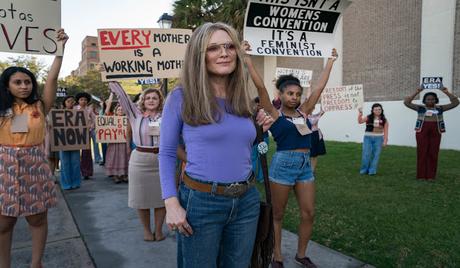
[56, 28, 69, 49]
[330, 48, 338, 61]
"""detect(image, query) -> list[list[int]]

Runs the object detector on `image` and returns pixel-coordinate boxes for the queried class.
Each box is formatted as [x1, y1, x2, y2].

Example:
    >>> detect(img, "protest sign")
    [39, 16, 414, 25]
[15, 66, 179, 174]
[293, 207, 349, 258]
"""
[0, 0, 62, 55]
[137, 78, 161, 85]
[95, 115, 128, 143]
[50, 109, 90, 151]
[243, 0, 349, 58]
[321, 84, 363, 112]
[422, 77, 443, 90]
[97, 28, 192, 81]
[275, 67, 313, 87]
[56, 87, 66, 97]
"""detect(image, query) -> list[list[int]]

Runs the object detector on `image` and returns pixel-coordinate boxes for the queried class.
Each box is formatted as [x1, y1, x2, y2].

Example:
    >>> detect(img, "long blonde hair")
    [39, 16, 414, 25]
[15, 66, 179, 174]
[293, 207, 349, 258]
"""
[138, 88, 164, 113]
[180, 22, 252, 126]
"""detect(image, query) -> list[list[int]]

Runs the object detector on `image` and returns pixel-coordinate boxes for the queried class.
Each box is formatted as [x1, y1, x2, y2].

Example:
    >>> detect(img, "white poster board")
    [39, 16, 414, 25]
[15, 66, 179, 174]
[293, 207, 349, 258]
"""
[98, 28, 192, 81]
[95, 116, 128, 143]
[275, 67, 313, 87]
[0, 0, 62, 55]
[321, 84, 363, 111]
[243, 0, 349, 58]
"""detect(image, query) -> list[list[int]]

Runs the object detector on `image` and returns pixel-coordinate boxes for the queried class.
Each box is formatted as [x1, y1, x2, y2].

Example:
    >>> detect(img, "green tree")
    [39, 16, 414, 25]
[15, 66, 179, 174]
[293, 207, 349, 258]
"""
[172, 0, 222, 30]
[0, 56, 48, 81]
[59, 70, 109, 100]
[172, 0, 248, 35]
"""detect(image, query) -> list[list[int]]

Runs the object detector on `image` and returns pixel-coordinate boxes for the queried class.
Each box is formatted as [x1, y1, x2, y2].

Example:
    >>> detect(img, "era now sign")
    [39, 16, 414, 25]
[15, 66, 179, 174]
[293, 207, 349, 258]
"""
[0, 0, 62, 55]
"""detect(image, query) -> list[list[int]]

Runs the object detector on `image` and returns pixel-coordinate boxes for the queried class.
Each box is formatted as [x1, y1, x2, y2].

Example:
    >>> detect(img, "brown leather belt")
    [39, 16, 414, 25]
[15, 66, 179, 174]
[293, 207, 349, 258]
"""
[183, 173, 255, 198]
[136, 147, 159, 154]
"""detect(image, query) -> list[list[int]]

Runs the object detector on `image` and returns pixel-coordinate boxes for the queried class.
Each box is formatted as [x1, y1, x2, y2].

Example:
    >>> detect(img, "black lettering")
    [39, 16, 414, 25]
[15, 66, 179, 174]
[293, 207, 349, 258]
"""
[329, 0, 340, 10]
[43, 28, 58, 54]
[54, 128, 66, 146]
[51, 110, 64, 127]
[66, 128, 76, 144]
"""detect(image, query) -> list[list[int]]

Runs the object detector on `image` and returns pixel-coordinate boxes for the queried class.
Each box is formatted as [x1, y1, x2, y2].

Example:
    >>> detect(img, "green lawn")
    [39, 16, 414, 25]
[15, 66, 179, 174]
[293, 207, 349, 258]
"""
[261, 140, 460, 267]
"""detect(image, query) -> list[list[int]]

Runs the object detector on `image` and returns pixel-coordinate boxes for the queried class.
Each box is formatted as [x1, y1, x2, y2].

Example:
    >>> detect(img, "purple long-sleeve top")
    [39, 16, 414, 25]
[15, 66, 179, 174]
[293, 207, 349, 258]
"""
[159, 88, 256, 199]
[109, 82, 160, 148]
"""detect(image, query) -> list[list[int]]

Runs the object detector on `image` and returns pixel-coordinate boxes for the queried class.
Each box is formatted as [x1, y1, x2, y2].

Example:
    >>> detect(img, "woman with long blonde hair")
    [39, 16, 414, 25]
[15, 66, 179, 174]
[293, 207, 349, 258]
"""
[159, 22, 272, 267]
[109, 84, 167, 242]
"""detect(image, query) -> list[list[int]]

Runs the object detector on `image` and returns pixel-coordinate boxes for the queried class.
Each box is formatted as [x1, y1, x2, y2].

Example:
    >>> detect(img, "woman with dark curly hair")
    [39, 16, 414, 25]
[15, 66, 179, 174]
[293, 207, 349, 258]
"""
[404, 88, 459, 180]
[244, 40, 337, 267]
[357, 103, 389, 175]
[0, 29, 68, 268]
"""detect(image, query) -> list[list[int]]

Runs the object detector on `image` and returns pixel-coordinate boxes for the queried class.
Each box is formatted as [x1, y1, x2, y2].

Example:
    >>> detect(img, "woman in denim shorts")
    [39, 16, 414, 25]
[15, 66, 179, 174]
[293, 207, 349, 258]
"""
[244, 44, 338, 268]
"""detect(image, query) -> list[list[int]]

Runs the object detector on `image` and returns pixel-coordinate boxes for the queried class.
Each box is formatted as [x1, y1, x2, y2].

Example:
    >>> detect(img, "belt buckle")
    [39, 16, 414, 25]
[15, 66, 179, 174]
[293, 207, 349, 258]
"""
[223, 182, 246, 197]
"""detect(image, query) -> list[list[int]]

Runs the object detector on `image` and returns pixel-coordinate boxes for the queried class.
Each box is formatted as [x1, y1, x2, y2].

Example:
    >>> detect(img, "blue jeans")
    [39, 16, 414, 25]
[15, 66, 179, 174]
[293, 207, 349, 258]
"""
[91, 130, 102, 163]
[59, 150, 81, 189]
[360, 135, 384, 175]
[177, 183, 260, 268]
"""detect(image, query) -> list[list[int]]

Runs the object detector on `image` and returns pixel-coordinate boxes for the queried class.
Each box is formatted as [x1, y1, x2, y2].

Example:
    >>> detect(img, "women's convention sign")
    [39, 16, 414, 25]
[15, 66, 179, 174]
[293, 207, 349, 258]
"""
[97, 28, 192, 81]
[244, 0, 349, 58]
[0, 0, 62, 55]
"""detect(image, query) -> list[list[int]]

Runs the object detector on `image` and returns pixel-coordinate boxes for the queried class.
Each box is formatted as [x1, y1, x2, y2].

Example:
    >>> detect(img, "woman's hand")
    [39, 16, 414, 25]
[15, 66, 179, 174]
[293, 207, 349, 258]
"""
[164, 197, 193, 237]
[330, 48, 338, 62]
[241, 41, 252, 65]
[56, 28, 69, 48]
[256, 109, 274, 132]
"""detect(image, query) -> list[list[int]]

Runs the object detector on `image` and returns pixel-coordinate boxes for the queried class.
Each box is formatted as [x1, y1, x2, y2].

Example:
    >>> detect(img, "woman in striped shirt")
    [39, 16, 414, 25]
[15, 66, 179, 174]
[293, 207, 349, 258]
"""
[109, 84, 166, 242]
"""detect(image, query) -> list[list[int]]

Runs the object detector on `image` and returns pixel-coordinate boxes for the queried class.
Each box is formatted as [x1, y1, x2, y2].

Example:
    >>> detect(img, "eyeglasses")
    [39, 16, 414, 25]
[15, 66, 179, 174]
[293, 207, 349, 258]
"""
[205, 42, 236, 55]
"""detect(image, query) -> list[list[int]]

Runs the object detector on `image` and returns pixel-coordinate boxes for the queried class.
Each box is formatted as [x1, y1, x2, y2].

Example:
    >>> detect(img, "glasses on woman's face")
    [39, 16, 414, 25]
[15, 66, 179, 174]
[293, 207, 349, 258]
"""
[205, 42, 236, 56]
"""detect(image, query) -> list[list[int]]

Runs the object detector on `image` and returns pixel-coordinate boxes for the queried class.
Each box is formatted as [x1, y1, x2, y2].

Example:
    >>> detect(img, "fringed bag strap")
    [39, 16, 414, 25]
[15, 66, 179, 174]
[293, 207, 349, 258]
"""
[254, 113, 272, 205]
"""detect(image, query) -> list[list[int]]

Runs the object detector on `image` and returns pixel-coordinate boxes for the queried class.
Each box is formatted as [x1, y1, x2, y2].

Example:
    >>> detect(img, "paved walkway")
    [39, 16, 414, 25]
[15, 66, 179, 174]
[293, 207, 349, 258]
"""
[12, 164, 374, 268]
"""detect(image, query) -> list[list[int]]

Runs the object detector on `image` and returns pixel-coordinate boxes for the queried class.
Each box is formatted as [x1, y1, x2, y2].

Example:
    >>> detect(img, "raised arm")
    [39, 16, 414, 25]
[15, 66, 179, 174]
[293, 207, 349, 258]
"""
[108, 82, 141, 120]
[357, 108, 367, 124]
[299, 49, 338, 115]
[242, 41, 279, 120]
[105, 92, 114, 115]
[42, 29, 68, 114]
[439, 88, 460, 111]
[403, 88, 422, 111]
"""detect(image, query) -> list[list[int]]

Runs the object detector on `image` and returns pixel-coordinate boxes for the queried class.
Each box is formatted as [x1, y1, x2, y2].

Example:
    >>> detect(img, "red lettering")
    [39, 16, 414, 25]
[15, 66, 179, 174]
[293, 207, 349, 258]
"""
[100, 31, 109, 46]
[121, 30, 130, 45]
[1, 24, 22, 49]
[98, 129, 104, 140]
[141, 30, 151, 45]
[108, 31, 121, 45]
[131, 30, 141, 46]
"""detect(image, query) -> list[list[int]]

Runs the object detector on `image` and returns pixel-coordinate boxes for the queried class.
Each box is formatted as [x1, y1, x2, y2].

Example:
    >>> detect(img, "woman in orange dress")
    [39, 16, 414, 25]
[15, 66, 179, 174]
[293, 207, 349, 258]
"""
[0, 29, 68, 268]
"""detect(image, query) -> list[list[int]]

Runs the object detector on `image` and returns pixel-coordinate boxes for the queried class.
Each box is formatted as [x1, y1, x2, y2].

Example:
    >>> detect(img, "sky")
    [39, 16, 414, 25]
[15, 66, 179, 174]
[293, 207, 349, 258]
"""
[0, 0, 175, 78]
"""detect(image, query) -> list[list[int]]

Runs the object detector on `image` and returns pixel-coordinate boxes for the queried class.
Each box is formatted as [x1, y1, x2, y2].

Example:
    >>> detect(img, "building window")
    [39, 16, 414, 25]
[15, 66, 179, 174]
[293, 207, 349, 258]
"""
[89, 51, 98, 59]
[90, 64, 95, 70]
[91, 42, 97, 46]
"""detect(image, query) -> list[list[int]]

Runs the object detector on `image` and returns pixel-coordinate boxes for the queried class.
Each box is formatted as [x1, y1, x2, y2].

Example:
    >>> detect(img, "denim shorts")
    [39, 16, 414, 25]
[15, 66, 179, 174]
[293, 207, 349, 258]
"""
[269, 150, 315, 186]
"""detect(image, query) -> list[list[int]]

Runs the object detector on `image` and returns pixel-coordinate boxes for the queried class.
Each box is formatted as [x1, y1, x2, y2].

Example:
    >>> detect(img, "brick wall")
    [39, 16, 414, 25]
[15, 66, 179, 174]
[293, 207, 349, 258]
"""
[342, 0, 422, 101]
[453, 0, 460, 95]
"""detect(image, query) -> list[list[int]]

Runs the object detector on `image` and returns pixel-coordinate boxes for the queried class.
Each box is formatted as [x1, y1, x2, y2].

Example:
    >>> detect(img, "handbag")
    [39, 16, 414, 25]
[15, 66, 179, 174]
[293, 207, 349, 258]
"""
[250, 115, 274, 268]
